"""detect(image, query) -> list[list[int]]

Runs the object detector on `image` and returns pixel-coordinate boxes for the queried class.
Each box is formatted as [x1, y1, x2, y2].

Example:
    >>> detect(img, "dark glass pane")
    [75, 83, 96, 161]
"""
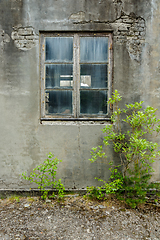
[45, 90, 72, 115]
[45, 37, 73, 62]
[80, 37, 108, 63]
[80, 90, 107, 114]
[80, 64, 107, 88]
[45, 64, 73, 88]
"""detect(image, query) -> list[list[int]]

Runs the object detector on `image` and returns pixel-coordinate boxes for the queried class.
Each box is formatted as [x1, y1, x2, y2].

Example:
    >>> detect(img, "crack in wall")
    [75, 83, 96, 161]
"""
[11, 11, 145, 60]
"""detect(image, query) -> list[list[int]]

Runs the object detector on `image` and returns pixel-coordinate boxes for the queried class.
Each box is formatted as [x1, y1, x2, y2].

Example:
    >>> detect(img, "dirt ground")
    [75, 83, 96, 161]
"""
[0, 194, 160, 240]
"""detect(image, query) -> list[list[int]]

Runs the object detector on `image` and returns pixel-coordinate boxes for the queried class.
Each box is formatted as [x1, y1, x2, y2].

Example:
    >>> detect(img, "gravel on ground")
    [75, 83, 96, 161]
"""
[0, 195, 160, 240]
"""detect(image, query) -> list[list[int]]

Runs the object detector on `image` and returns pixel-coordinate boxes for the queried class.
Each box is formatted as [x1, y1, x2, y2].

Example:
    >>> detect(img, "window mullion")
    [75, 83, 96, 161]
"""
[73, 35, 76, 118]
[73, 34, 80, 118]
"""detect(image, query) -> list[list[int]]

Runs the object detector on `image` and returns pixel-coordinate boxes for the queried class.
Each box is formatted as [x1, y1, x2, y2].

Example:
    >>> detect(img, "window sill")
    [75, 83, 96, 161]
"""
[41, 117, 111, 121]
[40, 118, 111, 125]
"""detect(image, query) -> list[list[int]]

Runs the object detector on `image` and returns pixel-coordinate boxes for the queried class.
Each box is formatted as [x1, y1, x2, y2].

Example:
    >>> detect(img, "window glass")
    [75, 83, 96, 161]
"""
[45, 64, 73, 89]
[45, 37, 73, 62]
[45, 90, 72, 115]
[80, 64, 107, 88]
[80, 90, 107, 114]
[80, 37, 108, 63]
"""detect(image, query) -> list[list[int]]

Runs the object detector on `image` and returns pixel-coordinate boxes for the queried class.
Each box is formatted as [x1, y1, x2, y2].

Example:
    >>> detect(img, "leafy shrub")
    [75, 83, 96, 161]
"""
[22, 153, 65, 200]
[89, 90, 160, 208]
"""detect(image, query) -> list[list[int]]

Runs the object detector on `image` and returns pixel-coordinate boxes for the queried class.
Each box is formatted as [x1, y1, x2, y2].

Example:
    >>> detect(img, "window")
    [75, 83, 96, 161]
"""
[40, 32, 112, 120]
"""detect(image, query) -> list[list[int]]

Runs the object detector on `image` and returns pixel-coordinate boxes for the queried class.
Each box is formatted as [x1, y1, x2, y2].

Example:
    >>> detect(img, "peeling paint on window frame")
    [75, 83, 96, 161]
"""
[40, 32, 113, 122]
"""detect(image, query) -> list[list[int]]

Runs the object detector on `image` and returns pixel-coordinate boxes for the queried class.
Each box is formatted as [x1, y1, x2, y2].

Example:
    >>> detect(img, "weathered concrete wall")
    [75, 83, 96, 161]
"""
[0, 0, 160, 189]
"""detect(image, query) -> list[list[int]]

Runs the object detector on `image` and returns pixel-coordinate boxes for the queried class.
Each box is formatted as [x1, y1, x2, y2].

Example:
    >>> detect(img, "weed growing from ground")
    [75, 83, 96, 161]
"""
[22, 153, 65, 200]
[8, 195, 20, 203]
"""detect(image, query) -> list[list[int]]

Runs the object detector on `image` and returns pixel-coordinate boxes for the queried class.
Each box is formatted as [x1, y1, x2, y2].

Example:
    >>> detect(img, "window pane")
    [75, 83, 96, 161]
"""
[80, 64, 107, 88]
[45, 64, 73, 89]
[45, 37, 73, 62]
[80, 90, 107, 114]
[80, 37, 108, 63]
[45, 90, 72, 115]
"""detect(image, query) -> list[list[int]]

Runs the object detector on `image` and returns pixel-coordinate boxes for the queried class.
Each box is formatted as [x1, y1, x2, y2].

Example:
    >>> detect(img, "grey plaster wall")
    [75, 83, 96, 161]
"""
[0, 0, 160, 189]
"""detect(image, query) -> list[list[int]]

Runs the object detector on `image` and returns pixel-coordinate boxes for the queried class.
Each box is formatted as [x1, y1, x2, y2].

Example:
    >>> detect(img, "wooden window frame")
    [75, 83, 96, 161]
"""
[40, 32, 113, 121]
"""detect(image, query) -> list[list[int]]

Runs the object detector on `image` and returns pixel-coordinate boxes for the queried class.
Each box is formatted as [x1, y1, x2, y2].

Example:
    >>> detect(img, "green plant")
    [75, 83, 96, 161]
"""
[87, 166, 123, 200]
[89, 90, 160, 208]
[22, 153, 65, 200]
[9, 195, 20, 203]
[154, 199, 158, 204]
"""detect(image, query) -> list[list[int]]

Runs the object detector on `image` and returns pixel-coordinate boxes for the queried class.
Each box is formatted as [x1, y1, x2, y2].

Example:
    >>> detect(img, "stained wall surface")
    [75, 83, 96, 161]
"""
[0, 0, 160, 189]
